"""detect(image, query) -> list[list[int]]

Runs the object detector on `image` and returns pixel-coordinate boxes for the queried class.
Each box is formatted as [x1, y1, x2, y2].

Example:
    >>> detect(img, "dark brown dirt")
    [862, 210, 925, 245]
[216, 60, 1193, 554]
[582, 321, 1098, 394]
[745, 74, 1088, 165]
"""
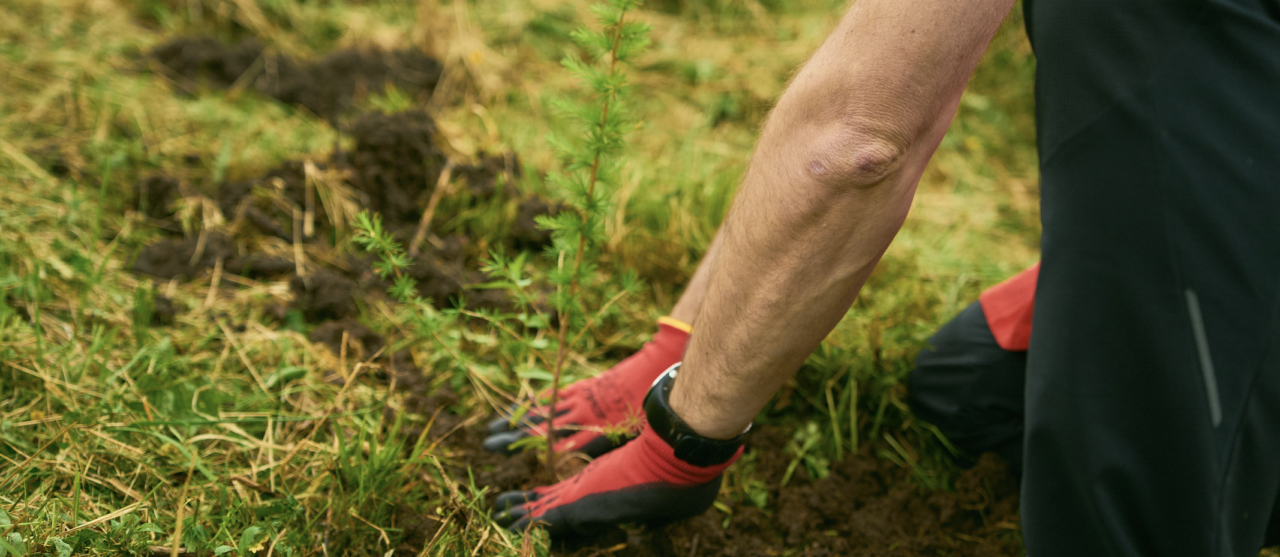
[660, 444, 1023, 557]
[399, 252, 510, 311]
[130, 228, 298, 282]
[129, 45, 567, 318]
[289, 269, 359, 322]
[456, 151, 522, 198]
[136, 36, 559, 303]
[224, 253, 295, 278]
[348, 109, 447, 229]
[308, 318, 421, 390]
[149, 37, 262, 89]
[130, 94, 546, 316]
[132, 232, 233, 280]
[393, 504, 444, 555]
[152, 294, 179, 326]
[135, 174, 184, 223]
[513, 196, 564, 250]
[309, 318, 387, 360]
[148, 37, 442, 120]
[216, 160, 314, 241]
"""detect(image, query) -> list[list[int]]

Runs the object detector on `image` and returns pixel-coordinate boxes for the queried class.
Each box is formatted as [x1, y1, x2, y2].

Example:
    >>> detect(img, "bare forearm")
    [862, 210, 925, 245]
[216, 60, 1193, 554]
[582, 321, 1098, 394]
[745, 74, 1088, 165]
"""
[669, 230, 724, 325]
[670, 0, 1015, 438]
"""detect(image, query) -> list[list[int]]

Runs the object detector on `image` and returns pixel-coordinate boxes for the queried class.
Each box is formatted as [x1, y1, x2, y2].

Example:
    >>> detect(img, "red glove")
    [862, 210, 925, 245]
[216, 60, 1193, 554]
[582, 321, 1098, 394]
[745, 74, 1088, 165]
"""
[484, 318, 691, 457]
[492, 423, 740, 535]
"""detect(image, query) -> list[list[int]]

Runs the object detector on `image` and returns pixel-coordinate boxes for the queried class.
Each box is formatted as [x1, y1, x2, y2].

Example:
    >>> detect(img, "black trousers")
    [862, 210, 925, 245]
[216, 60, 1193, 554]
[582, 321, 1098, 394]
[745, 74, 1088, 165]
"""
[1019, 0, 1280, 554]
[910, 300, 1280, 553]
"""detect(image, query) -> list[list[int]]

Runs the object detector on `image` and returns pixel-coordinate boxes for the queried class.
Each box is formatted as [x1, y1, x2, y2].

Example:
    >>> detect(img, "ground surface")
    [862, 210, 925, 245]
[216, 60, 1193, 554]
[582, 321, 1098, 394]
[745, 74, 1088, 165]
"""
[5, 0, 1274, 556]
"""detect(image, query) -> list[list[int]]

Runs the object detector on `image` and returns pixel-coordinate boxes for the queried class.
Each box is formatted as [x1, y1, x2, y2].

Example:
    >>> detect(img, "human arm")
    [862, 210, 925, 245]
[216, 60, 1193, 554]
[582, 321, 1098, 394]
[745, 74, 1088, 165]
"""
[670, 0, 1017, 438]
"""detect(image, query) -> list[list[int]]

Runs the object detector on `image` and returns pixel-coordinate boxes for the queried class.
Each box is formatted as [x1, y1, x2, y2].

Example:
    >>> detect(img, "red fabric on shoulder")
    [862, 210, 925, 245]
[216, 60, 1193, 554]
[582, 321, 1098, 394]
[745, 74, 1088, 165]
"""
[978, 263, 1040, 351]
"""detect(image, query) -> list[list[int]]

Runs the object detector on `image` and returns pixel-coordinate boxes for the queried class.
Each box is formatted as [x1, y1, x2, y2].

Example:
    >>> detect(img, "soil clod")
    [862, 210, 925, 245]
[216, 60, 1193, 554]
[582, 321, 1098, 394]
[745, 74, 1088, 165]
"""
[457, 151, 521, 198]
[349, 109, 447, 229]
[289, 269, 359, 322]
[513, 196, 564, 249]
[152, 294, 179, 326]
[149, 37, 264, 91]
[135, 175, 183, 222]
[149, 37, 442, 120]
[132, 232, 232, 280]
[224, 253, 295, 278]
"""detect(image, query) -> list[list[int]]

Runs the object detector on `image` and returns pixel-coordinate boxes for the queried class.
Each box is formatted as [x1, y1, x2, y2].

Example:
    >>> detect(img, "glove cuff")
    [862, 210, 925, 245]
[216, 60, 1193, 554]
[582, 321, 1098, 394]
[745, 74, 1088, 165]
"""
[656, 316, 694, 334]
[643, 363, 748, 467]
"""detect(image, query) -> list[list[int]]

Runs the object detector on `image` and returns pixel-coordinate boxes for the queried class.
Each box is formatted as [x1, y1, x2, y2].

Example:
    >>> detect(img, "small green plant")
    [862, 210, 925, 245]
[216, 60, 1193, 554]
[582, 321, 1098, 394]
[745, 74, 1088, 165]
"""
[474, 0, 651, 469]
[352, 211, 454, 343]
[722, 450, 770, 509]
[781, 421, 831, 487]
[533, 0, 651, 469]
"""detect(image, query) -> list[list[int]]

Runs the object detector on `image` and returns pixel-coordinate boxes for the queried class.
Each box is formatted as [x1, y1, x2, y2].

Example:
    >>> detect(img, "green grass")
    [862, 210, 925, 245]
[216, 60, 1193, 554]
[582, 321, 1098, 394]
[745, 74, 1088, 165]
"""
[0, 0, 1049, 554]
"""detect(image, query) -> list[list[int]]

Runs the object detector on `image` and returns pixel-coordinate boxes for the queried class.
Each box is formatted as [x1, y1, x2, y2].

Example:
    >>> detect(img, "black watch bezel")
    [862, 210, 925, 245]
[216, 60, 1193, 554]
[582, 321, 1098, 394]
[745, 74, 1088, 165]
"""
[643, 363, 747, 467]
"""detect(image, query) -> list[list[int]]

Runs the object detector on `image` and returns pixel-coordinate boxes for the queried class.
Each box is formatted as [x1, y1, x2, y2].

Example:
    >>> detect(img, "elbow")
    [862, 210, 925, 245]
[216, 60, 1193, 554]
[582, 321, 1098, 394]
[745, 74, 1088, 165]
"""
[803, 127, 908, 190]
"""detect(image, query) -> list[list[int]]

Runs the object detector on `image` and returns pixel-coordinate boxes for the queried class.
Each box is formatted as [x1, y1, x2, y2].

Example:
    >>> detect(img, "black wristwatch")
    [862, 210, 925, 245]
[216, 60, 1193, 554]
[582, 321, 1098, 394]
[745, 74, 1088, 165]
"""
[643, 363, 748, 467]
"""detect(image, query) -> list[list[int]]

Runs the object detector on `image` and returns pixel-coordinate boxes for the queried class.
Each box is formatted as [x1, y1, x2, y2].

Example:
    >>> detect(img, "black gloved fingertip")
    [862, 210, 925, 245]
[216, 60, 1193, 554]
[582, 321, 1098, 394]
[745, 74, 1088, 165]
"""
[493, 506, 528, 527]
[487, 415, 514, 434]
[494, 490, 538, 510]
[506, 516, 532, 534]
[482, 431, 529, 455]
[574, 433, 629, 458]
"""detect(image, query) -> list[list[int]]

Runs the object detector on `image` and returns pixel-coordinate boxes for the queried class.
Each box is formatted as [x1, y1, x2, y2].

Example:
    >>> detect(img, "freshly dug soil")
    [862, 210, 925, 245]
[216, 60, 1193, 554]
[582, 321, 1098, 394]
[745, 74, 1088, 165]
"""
[512, 196, 564, 250]
[148, 37, 262, 89]
[348, 109, 447, 229]
[456, 151, 522, 199]
[215, 160, 309, 240]
[131, 100, 554, 314]
[135, 37, 561, 314]
[152, 294, 179, 326]
[289, 269, 360, 322]
[310, 318, 388, 362]
[132, 232, 233, 280]
[148, 37, 442, 119]
[651, 442, 1022, 557]
[135, 174, 184, 222]
[131, 229, 296, 280]
[225, 253, 295, 279]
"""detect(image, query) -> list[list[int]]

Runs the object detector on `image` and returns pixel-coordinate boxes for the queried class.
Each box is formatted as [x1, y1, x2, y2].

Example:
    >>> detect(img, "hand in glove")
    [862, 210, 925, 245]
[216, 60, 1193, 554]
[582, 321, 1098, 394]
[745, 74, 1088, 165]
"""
[483, 318, 691, 457]
[493, 365, 745, 536]
[492, 423, 739, 535]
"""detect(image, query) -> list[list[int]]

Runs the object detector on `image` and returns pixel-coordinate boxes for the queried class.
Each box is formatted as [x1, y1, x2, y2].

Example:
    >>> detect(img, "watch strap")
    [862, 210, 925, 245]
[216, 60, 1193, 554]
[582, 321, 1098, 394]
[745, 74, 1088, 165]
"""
[644, 363, 746, 467]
